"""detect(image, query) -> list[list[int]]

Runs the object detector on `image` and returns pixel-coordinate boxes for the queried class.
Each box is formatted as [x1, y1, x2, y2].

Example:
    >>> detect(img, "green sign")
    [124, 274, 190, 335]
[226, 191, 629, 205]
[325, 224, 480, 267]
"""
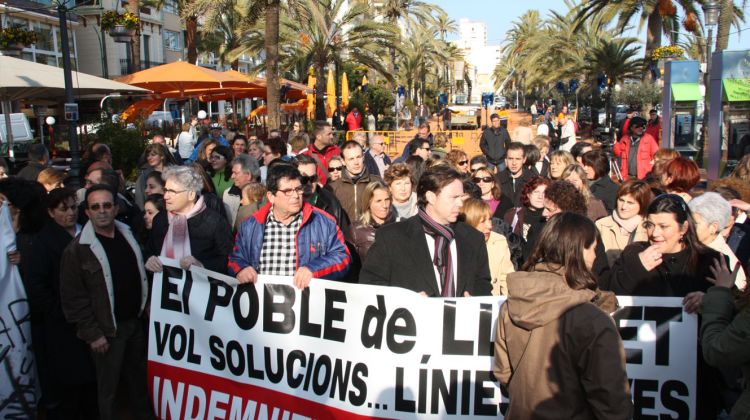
[671, 83, 702, 102]
[723, 79, 750, 102]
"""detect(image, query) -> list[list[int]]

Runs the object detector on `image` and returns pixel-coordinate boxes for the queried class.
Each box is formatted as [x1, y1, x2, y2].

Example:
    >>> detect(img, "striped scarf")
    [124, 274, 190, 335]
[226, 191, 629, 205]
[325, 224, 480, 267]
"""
[418, 208, 455, 297]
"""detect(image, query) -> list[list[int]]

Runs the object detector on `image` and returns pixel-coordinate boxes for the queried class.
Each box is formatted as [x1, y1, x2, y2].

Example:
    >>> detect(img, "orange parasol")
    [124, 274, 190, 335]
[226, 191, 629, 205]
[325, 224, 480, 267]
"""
[116, 61, 252, 94]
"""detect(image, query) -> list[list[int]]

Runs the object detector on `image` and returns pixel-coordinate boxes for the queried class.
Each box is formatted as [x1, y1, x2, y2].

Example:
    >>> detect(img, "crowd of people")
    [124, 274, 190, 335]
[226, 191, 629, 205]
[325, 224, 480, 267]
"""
[1, 111, 750, 419]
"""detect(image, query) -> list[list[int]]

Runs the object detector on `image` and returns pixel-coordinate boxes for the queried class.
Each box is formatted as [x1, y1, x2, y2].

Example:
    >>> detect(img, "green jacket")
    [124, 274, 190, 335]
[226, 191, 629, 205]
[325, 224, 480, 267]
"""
[701, 286, 750, 420]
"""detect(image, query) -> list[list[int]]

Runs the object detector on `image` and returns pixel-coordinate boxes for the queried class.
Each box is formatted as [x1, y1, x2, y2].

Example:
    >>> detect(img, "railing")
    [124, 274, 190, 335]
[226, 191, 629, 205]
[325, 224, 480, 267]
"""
[345, 130, 483, 159]
[119, 59, 165, 75]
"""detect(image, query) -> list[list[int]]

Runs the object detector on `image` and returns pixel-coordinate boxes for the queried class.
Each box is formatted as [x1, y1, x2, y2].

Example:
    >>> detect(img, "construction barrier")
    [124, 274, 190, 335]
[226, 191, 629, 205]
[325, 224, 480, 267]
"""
[345, 130, 483, 160]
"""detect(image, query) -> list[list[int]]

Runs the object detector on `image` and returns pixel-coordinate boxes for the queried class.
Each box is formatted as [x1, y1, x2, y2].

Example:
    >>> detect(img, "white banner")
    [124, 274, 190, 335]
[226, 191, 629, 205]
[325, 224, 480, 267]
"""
[148, 259, 697, 419]
[0, 202, 37, 418]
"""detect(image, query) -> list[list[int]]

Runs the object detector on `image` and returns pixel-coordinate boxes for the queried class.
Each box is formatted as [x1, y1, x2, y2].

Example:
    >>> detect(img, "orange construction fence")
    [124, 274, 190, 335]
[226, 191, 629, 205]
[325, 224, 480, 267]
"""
[345, 130, 483, 160]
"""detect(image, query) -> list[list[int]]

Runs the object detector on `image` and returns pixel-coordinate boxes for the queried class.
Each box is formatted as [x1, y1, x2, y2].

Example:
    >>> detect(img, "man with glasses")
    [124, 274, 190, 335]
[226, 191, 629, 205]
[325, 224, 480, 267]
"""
[613, 116, 659, 180]
[364, 134, 391, 178]
[60, 184, 153, 419]
[229, 164, 350, 288]
[329, 140, 382, 222]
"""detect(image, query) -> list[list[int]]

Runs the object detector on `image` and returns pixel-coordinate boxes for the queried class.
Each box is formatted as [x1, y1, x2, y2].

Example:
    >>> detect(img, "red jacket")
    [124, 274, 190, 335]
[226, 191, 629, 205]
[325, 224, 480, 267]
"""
[302, 144, 340, 185]
[345, 111, 361, 131]
[613, 132, 659, 180]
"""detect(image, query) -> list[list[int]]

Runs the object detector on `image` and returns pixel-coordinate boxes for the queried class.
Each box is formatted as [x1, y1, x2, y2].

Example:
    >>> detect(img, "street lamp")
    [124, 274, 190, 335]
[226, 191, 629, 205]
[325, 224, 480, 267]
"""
[45, 116, 56, 158]
[702, 0, 719, 176]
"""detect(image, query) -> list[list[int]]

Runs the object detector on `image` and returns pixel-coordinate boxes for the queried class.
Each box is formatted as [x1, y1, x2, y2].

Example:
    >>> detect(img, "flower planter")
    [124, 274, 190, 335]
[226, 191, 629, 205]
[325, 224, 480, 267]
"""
[109, 25, 136, 43]
[0, 43, 27, 57]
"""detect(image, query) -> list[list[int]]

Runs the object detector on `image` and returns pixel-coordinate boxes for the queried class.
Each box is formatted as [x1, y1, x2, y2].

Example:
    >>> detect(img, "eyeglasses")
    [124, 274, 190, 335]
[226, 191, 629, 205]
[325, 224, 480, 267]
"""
[328, 166, 343, 172]
[209, 154, 225, 160]
[300, 175, 317, 185]
[277, 186, 305, 197]
[88, 202, 114, 211]
[164, 188, 187, 196]
[457, 160, 469, 166]
[472, 176, 494, 184]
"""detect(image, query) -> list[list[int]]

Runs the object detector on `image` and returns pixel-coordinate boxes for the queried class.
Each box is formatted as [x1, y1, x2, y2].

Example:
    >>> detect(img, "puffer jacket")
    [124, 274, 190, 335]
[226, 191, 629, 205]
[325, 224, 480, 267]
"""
[228, 202, 350, 279]
[701, 286, 750, 420]
[612, 133, 659, 180]
[494, 264, 632, 420]
[328, 170, 381, 222]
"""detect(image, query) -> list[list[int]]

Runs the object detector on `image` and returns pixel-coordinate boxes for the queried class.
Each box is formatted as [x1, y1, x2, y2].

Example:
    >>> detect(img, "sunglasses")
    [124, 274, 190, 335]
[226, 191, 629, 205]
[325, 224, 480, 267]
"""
[88, 202, 114, 211]
[457, 160, 469, 166]
[300, 175, 318, 185]
[472, 176, 494, 183]
[328, 166, 343, 172]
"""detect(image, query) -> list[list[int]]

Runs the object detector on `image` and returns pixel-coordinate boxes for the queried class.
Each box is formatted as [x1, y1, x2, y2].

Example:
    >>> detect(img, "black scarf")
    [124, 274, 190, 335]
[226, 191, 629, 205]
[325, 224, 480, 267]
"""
[418, 208, 455, 297]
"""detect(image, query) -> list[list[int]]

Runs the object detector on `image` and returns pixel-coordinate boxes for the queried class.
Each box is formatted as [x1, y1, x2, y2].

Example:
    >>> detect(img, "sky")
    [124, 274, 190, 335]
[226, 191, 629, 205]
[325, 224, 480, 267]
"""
[431, 0, 750, 51]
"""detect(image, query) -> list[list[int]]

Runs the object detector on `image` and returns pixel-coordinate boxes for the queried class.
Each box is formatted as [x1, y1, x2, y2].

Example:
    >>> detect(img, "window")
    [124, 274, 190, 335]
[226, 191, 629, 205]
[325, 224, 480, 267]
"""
[164, 0, 178, 14]
[163, 30, 181, 51]
[34, 22, 54, 51]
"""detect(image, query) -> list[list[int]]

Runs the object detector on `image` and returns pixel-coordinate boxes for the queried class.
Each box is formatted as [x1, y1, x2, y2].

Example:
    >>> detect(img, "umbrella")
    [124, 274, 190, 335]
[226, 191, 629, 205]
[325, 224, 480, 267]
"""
[341, 73, 349, 109]
[0, 55, 149, 101]
[0, 55, 149, 153]
[307, 72, 315, 120]
[116, 61, 247, 94]
[326, 68, 335, 118]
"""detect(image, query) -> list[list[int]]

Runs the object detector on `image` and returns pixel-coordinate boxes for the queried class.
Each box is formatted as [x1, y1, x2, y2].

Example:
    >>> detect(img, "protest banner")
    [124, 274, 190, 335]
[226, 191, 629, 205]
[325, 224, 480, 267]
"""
[0, 202, 37, 418]
[148, 259, 697, 419]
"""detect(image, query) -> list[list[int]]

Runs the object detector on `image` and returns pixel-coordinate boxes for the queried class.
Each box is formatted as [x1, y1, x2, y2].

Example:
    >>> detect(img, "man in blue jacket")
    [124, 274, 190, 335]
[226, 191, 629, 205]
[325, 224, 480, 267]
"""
[228, 164, 350, 288]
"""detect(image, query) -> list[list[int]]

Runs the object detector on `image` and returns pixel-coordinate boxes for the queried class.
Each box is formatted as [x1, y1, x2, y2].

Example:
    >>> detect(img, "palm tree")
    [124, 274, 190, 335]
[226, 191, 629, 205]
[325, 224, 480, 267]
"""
[575, 0, 701, 78]
[715, 0, 746, 51]
[372, 0, 432, 76]
[584, 39, 644, 125]
[232, 0, 398, 121]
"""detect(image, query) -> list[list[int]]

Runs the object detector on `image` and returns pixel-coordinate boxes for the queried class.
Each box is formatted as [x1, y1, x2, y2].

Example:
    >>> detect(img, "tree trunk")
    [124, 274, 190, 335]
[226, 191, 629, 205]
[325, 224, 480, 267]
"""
[644, 10, 662, 80]
[185, 15, 198, 64]
[265, 0, 281, 130]
[315, 63, 327, 121]
[125, 0, 141, 72]
[715, 0, 732, 51]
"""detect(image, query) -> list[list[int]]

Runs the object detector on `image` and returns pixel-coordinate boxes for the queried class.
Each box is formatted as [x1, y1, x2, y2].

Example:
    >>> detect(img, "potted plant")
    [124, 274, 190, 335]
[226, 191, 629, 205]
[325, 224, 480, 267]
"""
[0, 27, 38, 56]
[100, 11, 140, 43]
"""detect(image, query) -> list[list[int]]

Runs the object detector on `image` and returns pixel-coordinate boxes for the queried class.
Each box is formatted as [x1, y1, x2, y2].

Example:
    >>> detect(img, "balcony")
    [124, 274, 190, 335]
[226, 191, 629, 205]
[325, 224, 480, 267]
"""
[120, 59, 164, 75]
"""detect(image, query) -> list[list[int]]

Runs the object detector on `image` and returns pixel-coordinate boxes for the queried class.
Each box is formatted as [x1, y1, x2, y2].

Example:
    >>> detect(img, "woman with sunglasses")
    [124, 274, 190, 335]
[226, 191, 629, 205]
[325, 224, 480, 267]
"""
[134, 143, 176, 210]
[145, 166, 233, 274]
[603, 194, 728, 418]
[472, 167, 512, 218]
[446, 150, 470, 175]
[327, 156, 345, 183]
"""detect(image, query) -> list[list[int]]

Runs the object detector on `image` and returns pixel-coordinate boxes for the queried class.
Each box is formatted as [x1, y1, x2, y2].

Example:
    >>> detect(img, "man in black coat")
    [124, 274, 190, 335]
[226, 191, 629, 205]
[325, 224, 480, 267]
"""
[582, 150, 619, 213]
[294, 154, 351, 236]
[496, 142, 534, 207]
[360, 166, 492, 296]
[479, 113, 511, 170]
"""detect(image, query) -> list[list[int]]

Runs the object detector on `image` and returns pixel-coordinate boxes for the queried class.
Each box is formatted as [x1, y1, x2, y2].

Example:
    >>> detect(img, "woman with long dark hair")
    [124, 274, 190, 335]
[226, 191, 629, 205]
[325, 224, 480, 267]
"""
[603, 194, 728, 418]
[494, 212, 632, 419]
[208, 145, 234, 199]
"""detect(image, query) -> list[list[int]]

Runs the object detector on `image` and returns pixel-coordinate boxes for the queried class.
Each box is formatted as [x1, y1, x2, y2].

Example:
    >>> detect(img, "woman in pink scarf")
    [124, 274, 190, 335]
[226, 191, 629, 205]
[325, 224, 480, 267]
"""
[145, 166, 233, 274]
